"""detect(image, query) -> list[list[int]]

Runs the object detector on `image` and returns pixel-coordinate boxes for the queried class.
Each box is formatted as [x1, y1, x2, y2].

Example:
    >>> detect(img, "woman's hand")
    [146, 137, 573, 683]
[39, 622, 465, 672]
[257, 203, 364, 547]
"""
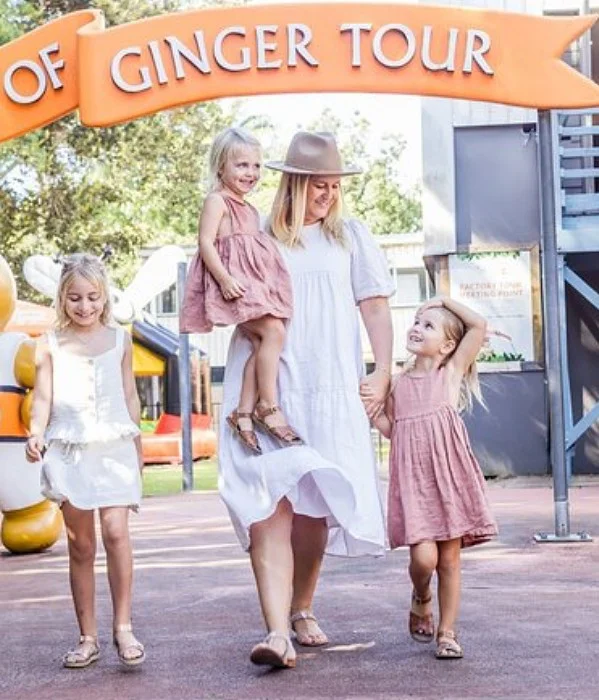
[220, 275, 246, 301]
[359, 369, 390, 419]
[25, 435, 45, 463]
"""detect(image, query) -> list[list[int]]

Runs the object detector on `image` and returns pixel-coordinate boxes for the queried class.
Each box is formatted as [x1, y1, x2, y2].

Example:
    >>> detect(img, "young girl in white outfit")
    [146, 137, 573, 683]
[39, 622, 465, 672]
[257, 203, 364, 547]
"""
[25, 253, 145, 669]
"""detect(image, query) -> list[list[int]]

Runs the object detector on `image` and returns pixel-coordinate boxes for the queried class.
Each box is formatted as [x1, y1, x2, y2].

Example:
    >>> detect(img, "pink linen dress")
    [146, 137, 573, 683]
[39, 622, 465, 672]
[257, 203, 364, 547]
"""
[180, 194, 293, 333]
[387, 366, 498, 549]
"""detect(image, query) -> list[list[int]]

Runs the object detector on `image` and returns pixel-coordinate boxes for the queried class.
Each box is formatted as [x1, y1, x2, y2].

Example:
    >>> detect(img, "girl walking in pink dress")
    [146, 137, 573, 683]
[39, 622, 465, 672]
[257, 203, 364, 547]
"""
[370, 296, 497, 661]
[180, 128, 300, 452]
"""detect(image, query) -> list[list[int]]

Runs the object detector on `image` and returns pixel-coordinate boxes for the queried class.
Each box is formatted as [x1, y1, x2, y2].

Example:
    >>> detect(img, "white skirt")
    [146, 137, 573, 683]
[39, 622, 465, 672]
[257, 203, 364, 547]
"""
[41, 437, 141, 511]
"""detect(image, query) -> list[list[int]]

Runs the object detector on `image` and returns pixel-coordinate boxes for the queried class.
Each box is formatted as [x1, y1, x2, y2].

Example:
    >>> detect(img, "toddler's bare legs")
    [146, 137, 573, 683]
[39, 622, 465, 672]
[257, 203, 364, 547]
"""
[62, 503, 97, 638]
[409, 541, 438, 616]
[237, 331, 260, 434]
[240, 316, 287, 429]
[436, 538, 461, 633]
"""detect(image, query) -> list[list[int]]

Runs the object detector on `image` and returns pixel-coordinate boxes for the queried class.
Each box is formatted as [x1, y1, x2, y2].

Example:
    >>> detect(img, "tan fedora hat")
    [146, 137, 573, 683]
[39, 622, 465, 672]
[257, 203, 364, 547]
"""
[265, 131, 362, 176]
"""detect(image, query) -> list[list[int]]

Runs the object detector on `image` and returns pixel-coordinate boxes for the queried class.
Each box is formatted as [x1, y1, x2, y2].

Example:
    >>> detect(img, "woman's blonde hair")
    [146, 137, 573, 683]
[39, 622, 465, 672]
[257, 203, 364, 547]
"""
[438, 307, 485, 413]
[268, 173, 345, 247]
[55, 253, 112, 329]
[208, 127, 261, 190]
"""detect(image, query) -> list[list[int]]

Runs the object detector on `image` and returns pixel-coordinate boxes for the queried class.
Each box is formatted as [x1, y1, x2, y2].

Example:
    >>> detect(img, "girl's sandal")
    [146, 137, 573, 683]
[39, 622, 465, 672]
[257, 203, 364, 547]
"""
[252, 404, 303, 448]
[63, 635, 100, 669]
[226, 410, 262, 454]
[250, 631, 297, 669]
[290, 610, 329, 647]
[113, 623, 146, 667]
[409, 590, 434, 643]
[435, 630, 464, 660]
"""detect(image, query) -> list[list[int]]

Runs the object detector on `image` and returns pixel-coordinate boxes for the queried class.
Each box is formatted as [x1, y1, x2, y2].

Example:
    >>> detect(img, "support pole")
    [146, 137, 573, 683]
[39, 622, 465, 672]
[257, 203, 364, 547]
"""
[177, 261, 194, 491]
[534, 110, 591, 543]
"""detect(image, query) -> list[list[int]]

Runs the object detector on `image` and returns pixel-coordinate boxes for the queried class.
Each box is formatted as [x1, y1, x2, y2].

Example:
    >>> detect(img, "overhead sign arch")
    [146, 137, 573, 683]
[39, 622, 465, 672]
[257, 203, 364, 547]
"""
[1, 3, 598, 143]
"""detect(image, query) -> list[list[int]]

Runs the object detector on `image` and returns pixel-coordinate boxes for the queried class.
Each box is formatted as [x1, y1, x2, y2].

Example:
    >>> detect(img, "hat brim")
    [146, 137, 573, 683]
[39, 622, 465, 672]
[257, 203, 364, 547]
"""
[265, 161, 362, 176]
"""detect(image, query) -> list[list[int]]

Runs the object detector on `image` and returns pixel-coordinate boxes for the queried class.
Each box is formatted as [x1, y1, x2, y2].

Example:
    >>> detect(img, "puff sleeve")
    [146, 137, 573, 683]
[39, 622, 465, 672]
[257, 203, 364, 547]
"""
[347, 218, 395, 303]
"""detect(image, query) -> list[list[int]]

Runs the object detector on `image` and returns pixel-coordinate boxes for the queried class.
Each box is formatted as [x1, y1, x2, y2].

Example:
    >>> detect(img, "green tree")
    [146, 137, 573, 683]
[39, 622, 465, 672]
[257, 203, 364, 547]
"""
[249, 108, 422, 234]
[0, 0, 235, 298]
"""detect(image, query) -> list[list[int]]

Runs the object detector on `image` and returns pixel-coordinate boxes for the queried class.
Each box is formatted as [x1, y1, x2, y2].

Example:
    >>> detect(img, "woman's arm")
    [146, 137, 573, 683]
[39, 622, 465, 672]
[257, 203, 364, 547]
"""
[25, 339, 52, 462]
[198, 193, 245, 300]
[359, 296, 393, 419]
[121, 332, 143, 470]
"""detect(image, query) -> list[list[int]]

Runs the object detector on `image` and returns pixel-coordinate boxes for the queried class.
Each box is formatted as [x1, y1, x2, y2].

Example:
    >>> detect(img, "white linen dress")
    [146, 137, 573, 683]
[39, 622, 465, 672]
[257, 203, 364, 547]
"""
[40, 325, 141, 511]
[219, 219, 395, 556]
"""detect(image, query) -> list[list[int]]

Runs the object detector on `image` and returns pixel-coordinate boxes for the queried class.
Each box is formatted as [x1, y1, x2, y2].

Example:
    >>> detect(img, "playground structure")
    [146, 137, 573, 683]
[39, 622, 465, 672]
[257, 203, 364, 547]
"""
[0, 248, 216, 553]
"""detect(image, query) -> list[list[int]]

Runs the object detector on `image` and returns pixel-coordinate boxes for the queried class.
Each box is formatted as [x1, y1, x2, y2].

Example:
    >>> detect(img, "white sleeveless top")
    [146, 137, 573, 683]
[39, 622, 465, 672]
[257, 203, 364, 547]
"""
[45, 325, 140, 446]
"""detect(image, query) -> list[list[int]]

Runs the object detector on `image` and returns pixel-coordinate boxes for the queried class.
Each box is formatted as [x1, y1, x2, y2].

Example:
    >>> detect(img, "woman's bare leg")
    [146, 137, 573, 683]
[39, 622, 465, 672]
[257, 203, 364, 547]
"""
[290, 514, 328, 644]
[62, 502, 97, 638]
[249, 498, 295, 659]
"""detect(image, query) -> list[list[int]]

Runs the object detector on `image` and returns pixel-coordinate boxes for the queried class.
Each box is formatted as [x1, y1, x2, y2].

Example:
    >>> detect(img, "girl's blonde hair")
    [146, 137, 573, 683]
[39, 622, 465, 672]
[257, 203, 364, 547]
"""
[208, 127, 261, 190]
[268, 173, 345, 248]
[55, 253, 112, 329]
[437, 307, 485, 413]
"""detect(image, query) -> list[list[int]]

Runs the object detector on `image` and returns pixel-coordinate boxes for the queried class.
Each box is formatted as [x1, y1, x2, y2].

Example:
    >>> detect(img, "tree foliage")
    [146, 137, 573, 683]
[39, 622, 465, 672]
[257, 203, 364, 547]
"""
[1, 2, 421, 301]
[0, 0, 234, 298]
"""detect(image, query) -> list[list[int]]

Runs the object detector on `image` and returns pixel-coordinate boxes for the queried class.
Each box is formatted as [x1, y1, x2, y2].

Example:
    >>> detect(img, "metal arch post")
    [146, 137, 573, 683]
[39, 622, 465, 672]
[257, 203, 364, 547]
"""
[534, 110, 591, 543]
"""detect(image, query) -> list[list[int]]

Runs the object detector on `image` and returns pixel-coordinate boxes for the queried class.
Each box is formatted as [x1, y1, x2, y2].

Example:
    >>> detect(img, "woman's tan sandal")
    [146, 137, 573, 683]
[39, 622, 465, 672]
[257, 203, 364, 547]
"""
[113, 623, 145, 667]
[409, 590, 434, 644]
[252, 404, 303, 447]
[227, 410, 262, 454]
[290, 610, 329, 647]
[435, 630, 464, 660]
[250, 632, 296, 669]
[63, 635, 100, 669]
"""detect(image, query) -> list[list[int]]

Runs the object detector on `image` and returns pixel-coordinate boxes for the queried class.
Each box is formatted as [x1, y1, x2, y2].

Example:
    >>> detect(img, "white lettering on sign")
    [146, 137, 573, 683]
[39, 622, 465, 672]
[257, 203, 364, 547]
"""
[341, 23, 493, 75]
[111, 47, 152, 92]
[256, 25, 282, 69]
[4, 42, 65, 104]
[373, 24, 417, 68]
[463, 29, 494, 75]
[340, 24, 372, 67]
[421, 26, 459, 72]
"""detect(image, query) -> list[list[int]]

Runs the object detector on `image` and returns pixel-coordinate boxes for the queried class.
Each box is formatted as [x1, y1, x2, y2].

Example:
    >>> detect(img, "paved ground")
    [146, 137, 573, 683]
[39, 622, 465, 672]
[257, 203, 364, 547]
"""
[2, 478, 599, 700]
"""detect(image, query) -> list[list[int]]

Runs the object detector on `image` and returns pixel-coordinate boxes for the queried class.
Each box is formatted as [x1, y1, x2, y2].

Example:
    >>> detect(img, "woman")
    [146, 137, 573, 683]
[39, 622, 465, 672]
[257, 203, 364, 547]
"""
[218, 131, 394, 668]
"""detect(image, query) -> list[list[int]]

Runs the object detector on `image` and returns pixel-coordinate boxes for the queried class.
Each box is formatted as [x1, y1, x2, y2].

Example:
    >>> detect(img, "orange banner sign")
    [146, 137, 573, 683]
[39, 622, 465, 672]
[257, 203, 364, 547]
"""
[1, 4, 598, 143]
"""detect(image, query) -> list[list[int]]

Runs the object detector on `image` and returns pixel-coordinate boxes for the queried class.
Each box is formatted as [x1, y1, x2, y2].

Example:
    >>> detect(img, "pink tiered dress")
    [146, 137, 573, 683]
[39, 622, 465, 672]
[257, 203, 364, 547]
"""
[180, 194, 293, 333]
[387, 367, 497, 549]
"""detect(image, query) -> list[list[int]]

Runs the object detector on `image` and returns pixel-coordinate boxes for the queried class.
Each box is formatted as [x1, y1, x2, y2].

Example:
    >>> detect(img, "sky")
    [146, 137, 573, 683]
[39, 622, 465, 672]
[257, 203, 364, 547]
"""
[181, 0, 424, 187]
[232, 93, 423, 187]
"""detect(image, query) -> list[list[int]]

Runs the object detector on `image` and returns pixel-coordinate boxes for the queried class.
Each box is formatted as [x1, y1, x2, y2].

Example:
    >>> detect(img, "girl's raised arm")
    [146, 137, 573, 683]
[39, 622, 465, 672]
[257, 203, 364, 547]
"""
[436, 297, 487, 375]
[25, 338, 53, 462]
